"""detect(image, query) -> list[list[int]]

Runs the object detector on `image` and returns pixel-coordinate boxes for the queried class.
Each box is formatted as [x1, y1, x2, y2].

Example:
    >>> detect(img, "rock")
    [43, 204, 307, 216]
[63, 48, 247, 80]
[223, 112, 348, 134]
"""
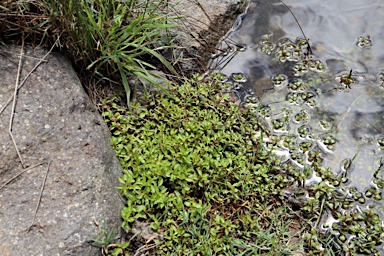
[165, 0, 246, 73]
[169, 0, 244, 38]
[0, 45, 123, 256]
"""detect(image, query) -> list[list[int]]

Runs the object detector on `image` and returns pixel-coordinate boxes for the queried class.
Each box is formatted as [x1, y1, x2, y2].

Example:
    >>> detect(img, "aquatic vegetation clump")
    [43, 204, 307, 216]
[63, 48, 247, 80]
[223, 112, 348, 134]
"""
[356, 35, 372, 48]
[222, 32, 384, 254]
[257, 34, 384, 255]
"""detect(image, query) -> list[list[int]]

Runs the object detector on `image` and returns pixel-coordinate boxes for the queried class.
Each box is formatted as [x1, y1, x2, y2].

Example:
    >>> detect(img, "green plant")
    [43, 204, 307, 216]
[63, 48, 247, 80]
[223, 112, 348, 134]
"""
[101, 70, 384, 254]
[255, 29, 384, 255]
[90, 222, 133, 256]
[1, 0, 179, 105]
[101, 73, 302, 254]
[90, 226, 118, 249]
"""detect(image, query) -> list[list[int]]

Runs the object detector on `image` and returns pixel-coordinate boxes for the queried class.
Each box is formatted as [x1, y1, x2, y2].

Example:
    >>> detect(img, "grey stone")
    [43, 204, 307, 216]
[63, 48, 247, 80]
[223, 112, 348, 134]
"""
[169, 0, 244, 40]
[164, 0, 246, 73]
[0, 45, 123, 256]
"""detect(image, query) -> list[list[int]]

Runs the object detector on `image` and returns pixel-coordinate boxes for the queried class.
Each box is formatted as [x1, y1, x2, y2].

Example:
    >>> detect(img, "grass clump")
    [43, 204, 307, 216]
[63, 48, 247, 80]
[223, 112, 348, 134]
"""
[1, 0, 179, 105]
[100, 73, 301, 255]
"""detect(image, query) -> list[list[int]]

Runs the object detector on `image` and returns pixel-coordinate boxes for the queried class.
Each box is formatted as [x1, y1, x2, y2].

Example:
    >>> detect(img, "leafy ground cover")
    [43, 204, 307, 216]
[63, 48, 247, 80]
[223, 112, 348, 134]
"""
[3, 0, 384, 255]
[100, 72, 384, 255]
[101, 73, 304, 255]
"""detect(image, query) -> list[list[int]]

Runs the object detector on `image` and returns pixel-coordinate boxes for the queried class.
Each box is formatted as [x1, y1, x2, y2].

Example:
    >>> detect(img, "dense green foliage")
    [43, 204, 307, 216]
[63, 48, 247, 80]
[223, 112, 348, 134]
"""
[102, 72, 384, 255]
[101, 74, 301, 255]
[4, 0, 384, 254]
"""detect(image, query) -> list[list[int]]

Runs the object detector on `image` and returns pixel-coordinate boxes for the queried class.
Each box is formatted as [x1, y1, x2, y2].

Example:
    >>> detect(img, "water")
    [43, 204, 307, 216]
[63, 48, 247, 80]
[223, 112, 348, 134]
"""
[209, 0, 384, 253]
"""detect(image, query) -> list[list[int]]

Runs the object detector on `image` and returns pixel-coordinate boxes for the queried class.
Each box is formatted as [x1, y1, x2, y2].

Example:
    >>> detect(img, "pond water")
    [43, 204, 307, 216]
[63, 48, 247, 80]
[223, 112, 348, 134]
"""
[209, 0, 384, 253]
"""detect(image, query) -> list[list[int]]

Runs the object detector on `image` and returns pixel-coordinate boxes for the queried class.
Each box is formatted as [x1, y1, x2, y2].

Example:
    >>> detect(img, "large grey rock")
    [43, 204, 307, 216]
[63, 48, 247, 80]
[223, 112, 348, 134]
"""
[0, 45, 123, 256]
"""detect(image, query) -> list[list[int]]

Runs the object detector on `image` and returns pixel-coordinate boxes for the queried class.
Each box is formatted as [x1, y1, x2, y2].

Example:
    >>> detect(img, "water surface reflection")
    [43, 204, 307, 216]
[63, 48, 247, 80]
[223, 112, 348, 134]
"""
[209, 0, 384, 252]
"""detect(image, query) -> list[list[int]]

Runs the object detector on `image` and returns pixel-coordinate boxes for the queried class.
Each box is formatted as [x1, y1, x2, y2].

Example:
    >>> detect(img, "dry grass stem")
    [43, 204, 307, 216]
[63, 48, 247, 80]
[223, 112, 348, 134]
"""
[133, 244, 157, 256]
[9, 38, 25, 168]
[26, 160, 51, 232]
[0, 162, 45, 191]
[336, 94, 362, 131]
[0, 40, 57, 116]
[0, 49, 49, 61]
[194, 0, 213, 24]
